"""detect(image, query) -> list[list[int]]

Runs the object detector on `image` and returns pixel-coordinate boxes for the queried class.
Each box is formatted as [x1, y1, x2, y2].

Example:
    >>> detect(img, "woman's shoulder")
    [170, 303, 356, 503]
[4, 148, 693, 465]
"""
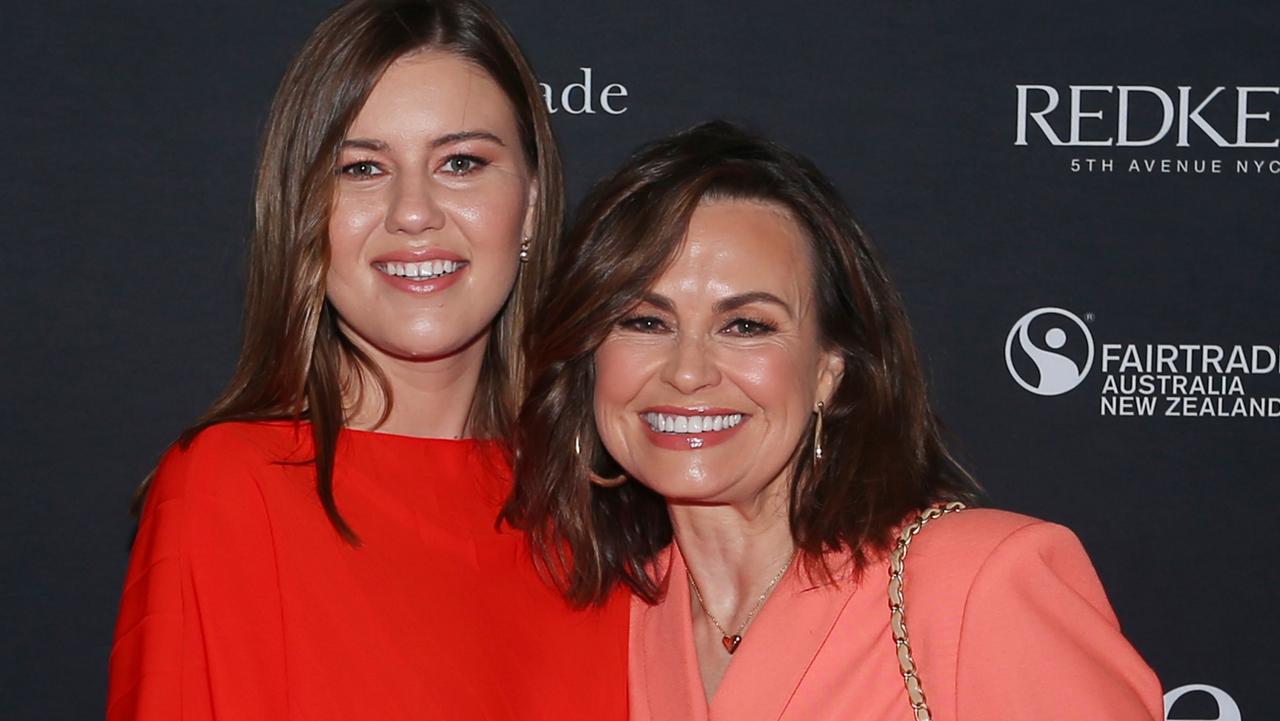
[126, 422, 309, 591]
[895, 508, 1088, 596]
[146, 420, 310, 509]
[897, 507, 1107, 617]
[907, 507, 1081, 563]
[895, 508, 1162, 718]
[165, 419, 308, 466]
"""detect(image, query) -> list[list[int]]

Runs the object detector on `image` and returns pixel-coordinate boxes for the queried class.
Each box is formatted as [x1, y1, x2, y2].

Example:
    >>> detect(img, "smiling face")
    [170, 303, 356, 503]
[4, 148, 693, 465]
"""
[593, 198, 844, 507]
[326, 49, 535, 363]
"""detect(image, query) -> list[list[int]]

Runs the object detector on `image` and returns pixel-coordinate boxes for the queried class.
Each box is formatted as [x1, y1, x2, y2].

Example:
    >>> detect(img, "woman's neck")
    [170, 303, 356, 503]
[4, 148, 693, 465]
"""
[669, 489, 796, 702]
[669, 490, 796, 634]
[342, 330, 490, 439]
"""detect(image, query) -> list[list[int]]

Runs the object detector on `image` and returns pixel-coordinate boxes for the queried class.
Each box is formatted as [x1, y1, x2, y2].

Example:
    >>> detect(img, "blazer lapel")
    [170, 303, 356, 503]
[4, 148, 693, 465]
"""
[709, 557, 858, 721]
[631, 547, 710, 721]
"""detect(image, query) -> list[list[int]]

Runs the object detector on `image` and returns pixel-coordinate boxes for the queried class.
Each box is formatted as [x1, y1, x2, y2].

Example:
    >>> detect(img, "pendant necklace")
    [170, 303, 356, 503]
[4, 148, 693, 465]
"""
[687, 552, 795, 655]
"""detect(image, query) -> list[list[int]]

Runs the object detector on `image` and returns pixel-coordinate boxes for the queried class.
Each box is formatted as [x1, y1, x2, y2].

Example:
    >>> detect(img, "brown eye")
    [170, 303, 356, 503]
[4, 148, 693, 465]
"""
[724, 318, 777, 337]
[619, 316, 668, 333]
[443, 155, 488, 175]
[340, 161, 384, 179]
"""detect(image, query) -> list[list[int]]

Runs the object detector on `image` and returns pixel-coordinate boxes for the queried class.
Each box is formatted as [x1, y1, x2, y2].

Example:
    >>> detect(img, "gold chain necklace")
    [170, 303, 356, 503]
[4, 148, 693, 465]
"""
[687, 553, 795, 655]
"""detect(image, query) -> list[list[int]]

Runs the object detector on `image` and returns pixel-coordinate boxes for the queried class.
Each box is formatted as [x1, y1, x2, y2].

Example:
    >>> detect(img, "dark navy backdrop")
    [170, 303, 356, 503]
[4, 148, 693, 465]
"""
[2, 1, 1275, 718]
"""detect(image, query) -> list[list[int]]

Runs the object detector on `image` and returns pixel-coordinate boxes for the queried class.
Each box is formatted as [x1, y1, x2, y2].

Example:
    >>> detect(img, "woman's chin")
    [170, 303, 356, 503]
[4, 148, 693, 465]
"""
[631, 470, 740, 506]
[347, 325, 492, 364]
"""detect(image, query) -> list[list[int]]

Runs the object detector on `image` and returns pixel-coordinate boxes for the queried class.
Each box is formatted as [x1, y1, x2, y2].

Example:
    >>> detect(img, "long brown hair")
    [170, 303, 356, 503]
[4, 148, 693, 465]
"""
[135, 0, 563, 543]
[503, 121, 979, 606]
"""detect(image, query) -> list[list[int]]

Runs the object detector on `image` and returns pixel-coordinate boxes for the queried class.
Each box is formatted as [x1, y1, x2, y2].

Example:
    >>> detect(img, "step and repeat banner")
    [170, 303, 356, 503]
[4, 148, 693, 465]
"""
[2, 1, 1274, 718]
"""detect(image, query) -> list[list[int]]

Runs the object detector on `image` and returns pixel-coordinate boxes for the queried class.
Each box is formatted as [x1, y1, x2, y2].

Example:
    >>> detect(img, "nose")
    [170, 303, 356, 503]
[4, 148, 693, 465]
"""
[660, 333, 721, 395]
[385, 175, 445, 235]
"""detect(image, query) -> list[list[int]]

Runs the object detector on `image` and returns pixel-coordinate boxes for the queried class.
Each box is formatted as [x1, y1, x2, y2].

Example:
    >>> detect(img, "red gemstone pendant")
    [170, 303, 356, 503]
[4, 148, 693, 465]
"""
[722, 634, 743, 654]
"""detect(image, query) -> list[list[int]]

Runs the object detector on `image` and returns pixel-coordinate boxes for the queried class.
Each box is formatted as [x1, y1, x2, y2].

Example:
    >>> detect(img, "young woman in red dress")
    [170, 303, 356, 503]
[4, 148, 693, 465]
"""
[106, 2, 628, 719]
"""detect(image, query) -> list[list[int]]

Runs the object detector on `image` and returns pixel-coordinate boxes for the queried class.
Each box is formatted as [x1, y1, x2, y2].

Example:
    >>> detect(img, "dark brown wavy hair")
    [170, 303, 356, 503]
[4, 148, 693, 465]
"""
[502, 120, 979, 606]
[134, 0, 563, 543]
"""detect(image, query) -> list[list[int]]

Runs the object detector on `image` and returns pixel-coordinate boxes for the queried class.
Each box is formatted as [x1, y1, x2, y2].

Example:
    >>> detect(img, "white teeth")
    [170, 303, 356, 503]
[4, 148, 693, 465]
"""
[643, 412, 744, 435]
[377, 260, 463, 280]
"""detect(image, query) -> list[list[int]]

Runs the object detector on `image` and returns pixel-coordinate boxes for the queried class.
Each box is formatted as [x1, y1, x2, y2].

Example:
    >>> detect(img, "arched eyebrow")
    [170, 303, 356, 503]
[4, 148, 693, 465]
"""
[638, 293, 676, 314]
[637, 291, 794, 319]
[340, 138, 388, 151]
[339, 131, 507, 152]
[714, 291, 794, 319]
[430, 130, 506, 148]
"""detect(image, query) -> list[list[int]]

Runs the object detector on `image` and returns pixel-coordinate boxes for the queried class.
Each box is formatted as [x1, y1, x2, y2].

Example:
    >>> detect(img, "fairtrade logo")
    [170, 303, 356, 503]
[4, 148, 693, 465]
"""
[1005, 307, 1095, 396]
[1163, 684, 1240, 721]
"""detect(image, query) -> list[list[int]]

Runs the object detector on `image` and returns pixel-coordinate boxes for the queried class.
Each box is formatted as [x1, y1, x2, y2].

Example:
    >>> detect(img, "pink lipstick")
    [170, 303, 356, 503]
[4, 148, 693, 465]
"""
[639, 406, 749, 451]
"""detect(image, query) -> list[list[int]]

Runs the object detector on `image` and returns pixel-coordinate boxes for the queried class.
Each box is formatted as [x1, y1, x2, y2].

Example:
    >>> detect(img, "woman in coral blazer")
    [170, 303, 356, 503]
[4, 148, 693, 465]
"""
[630, 511, 1158, 719]
[505, 121, 1162, 719]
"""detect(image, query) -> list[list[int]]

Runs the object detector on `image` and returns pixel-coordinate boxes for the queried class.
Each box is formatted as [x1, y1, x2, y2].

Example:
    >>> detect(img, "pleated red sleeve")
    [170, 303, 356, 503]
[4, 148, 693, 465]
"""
[107, 429, 289, 721]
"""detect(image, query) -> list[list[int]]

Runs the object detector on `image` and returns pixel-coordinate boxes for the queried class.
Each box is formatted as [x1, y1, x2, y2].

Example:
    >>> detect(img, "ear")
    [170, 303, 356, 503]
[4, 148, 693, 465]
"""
[814, 349, 845, 409]
[520, 177, 540, 243]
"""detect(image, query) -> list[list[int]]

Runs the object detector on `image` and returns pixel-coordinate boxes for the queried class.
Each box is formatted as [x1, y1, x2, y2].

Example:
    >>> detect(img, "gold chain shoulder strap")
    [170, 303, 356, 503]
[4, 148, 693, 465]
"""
[887, 501, 967, 721]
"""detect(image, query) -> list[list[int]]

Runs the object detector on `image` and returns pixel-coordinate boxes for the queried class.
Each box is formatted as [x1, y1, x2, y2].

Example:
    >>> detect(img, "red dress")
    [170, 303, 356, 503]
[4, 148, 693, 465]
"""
[108, 421, 628, 721]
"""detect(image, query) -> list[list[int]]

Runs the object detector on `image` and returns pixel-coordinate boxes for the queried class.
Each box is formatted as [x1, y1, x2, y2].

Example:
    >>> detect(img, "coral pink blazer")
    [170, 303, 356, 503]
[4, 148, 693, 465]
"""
[629, 509, 1162, 720]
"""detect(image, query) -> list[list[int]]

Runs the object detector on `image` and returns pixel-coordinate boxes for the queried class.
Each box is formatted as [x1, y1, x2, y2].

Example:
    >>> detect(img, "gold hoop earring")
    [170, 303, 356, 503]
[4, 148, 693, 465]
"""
[574, 432, 627, 487]
[519, 236, 530, 263]
[813, 401, 825, 463]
